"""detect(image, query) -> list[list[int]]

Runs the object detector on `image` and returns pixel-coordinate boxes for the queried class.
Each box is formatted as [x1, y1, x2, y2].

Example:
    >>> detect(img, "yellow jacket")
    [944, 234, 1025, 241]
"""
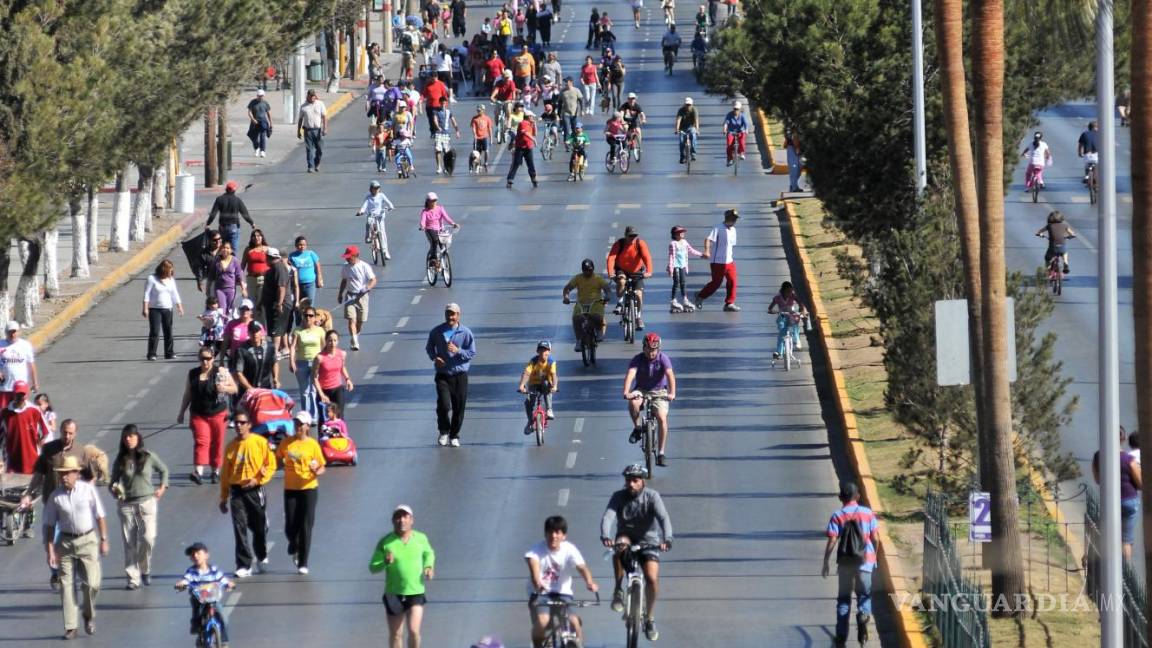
[219, 433, 276, 501]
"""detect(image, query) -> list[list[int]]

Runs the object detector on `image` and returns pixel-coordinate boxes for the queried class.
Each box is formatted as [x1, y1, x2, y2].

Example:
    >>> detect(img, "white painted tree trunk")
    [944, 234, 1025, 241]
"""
[42, 226, 59, 298]
[86, 185, 100, 266]
[151, 165, 167, 231]
[0, 241, 13, 324]
[130, 165, 153, 241]
[109, 165, 131, 252]
[70, 195, 89, 278]
[15, 238, 41, 326]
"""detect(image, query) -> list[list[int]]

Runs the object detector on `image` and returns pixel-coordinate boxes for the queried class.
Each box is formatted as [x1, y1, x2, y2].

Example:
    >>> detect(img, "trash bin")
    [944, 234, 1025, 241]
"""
[307, 61, 325, 82]
[175, 174, 195, 214]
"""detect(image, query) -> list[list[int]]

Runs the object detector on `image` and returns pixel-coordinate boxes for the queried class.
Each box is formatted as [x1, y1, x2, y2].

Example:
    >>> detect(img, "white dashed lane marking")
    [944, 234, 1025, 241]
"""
[411, 294, 422, 305]
[558, 489, 570, 507]
[381, 341, 395, 353]
[573, 417, 584, 436]
[565, 452, 578, 469]
[396, 316, 409, 328]
[364, 366, 378, 381]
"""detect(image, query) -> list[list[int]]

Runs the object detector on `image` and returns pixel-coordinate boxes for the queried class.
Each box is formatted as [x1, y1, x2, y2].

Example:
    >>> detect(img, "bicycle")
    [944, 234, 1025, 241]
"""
[605, 134, 630, 174]
[629, 391, 665, 478]
[625, 126, 642, 163]
[425, 227, 456, 287]
[616, 273, 642, 343]
[493, 101, 510, 144]
[1024, 163, 1045, 203]
[521, 383, 553, 446]
[541, 123, 560, 161]
[662, 47, 677, 75]
[575, 302, 604, 366]
[677, 130, 695, 174]
[1085, 156, 1099, 205]
[612, 542, 662, 648]
[363, 208, 392, 267]
[0, 486, 33, 545]
[178, 581, 227, 648]
[394, 141, 415, 179]
[1046, 254, 1063, 296]
[771, 307, 808, 372]
[569, 149, 588, 181]
[726, 132, 745, 176]
[533, 592, 600, 648]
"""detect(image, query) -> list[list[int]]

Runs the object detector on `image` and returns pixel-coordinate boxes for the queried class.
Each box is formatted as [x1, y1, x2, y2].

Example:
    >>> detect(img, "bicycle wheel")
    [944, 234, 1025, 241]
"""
[626, 583, 643, 648]
[535, 409, 546, 446]
[1031, 182, 1039, 203]
[733, 150, 739, 176]
[589, 338, 597, 365]
[0, 513, 15, 545]
[425, 258, 438, 286]
[441, 251, 453, 287]
[620, 149, 630, 174]
[1089, 181, 1098, 205]
[785, 336, 793, 372]
[605, 151, 616, 174]
[644, 421, 656, 478]
[623, 302, 635, 343]
[207, 624, 224, 648]
[371, 239, 381, 266]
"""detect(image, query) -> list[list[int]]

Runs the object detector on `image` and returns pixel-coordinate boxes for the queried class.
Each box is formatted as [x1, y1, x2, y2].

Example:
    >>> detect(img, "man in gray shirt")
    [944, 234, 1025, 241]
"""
[600, 463, 673, 641]
[297, 89, 329, 173]
[246, 88, 273, 157]
[558, 77, 584, 145]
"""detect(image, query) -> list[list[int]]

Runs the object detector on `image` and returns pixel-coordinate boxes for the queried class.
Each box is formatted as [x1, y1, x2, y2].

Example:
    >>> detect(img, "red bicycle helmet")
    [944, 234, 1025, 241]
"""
[643, 332, 662, 350]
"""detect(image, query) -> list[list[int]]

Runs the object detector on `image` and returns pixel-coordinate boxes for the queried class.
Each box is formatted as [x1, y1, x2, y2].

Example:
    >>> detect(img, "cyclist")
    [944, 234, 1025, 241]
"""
[600, 463, 673, 642]
[539, 103, 561, 148]
[517, 340, 558, 433]
[694, 5, 708, 33]
[630, 0, 643, 29]
[355, 180, 396, 261]
[1077, 121, 1099, 184]
[392, 105, 416, 175]
[1020, 130, 1052, 191]
[562, 258, 611, 351]
[490, 69, 520, 133]
[1035, 210, 1077, 274]
[722, 100, 749, 166]
[175, 542, 235, 644]
[418, 192, 459, 269]
[604, 111, 628, 163]
[620, 93, 646, 148]
[566, 123, 591, 181]
[690, 28, 708, 69]
[623, 333, 676, 465]
[525, 515, 598, 648]
[538, 74, 560, 111]
[660, 25, 682, 74]
[674, 97, 700, 165]
[767, 281, 808, 360]
[606, 225, 653, 329]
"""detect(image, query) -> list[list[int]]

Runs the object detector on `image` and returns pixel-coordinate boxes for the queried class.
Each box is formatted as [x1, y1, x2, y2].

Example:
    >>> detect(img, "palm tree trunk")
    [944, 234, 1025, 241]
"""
[933, 0, 994, 567]
[1129, 0, 1152, 639]
[971, 0, 1024, 610]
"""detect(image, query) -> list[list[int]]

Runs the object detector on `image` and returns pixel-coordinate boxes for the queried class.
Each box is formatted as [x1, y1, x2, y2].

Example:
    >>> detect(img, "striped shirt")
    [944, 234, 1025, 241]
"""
[826, 504, 879, 573]
[179, 564, 233, 589]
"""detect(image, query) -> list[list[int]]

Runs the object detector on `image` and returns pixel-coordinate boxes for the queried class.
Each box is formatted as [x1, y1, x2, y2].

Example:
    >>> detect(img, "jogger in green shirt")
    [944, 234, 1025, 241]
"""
[369, 505, 435, 648]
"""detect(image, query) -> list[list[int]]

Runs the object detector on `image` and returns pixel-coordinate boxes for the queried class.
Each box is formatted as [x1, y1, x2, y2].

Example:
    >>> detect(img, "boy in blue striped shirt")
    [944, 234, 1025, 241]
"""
[175, 542, 235, 644]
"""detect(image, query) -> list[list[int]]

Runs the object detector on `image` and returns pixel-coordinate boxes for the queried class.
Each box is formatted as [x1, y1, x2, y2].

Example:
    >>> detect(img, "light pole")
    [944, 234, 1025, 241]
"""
[911, 0, 927, 195]
[1095, 0, 1121, 646]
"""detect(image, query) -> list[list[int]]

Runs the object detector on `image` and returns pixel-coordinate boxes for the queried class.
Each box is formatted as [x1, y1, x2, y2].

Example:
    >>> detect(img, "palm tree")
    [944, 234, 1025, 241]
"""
[970, 0, 1026, 609]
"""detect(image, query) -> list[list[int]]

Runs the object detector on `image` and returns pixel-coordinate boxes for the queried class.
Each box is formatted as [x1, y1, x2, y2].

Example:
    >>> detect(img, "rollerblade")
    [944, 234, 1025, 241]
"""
[670, 298, 685, 313]
[682, 300, 696, 313]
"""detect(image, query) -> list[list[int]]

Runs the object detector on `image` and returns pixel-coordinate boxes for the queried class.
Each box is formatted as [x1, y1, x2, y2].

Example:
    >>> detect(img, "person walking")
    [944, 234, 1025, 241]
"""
[337, 245, 378, 351]
[424, 303, 477, 447]
[505, 111, 539, 189]
[261, 247, 297, 356]
[241, 229, 271, 318]
[205, 181, 255, 254]
[821, 481, 879, 647]
[42, 456, 109, 640]
[784, 125, 803, 193]
[1, 380, 50, 474]
[177, 349, 237, 485]
[277, 411, 326, 575]
[0, 321, 38, 410]
[369, 505, 436, 648]
[208, 240, 246, 316]
[107, 424, 169, 590]
[586, 7, 600, 48]
[289, 236, 324, 305]
[313, 329, 354, 422]
[247, 89, 273, 158]
[142, 259, 184, 361]
[579, 57, 599, 116]
[297, 89, 329, 173]
[1092, 427, 1142, 560]
[231, 322, 280, 398]
[219, 411, 277, 578]
[290, 305, 327, 422]
[693, 209, 740, 312]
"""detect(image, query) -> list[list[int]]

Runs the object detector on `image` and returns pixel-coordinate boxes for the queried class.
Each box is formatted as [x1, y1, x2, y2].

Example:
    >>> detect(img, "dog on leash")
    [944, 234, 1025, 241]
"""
[468, 149, 483, 174]
[444, 148, 456, 176]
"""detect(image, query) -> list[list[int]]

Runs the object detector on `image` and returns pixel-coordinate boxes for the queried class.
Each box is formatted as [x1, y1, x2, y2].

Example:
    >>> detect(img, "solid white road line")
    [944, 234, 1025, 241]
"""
[110, 412, 125, 424]
[347, 395, 363, 409]
[123, 400, 139, 411]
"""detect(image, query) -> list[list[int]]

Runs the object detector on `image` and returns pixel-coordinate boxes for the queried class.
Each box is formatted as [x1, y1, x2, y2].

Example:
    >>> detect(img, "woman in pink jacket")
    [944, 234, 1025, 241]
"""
[417, 192, 461, 267]
[667, 225, 704, 312]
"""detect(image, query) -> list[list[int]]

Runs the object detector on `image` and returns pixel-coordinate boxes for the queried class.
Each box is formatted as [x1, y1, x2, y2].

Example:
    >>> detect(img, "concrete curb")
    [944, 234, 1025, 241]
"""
[780, 199, 931, 648]
[753, 108, 790, 175]
[25, 89, 362, 351]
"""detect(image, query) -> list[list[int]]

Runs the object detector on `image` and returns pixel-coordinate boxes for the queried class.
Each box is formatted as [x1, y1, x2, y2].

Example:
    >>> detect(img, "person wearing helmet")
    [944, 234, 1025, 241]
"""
[526, 515, 598, 648]
[723, 100, 749, 165]
[563, 259, 611, 351]
[517, 341, 558, 432]
[606, 226, 654, 328]
[565, 122, 591, 181]
[600, 463, 673, 641]
[623, 332, 676, 464]
[674, 97, 700, 164]
[356, 181, 396, 262]
[621, 92, 646, 147]
[1020, 130, 1052, 192]
[604, 110, 628, 161]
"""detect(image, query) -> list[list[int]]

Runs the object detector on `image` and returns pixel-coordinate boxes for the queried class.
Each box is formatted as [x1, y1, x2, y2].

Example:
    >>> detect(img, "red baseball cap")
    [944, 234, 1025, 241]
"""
[342, 245, 360, 259]
[225, 180, 238, 192]
[11, 381, 29, 395]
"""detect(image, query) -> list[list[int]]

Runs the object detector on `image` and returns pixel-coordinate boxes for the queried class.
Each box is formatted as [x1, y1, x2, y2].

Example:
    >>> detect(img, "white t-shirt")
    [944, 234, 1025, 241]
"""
[1027, 141, 1050, 166]
[0, 338, 35, 391]
[524, 540, 586, 597]
[706, 223, 737, 264]
[341, 260, 376, 294]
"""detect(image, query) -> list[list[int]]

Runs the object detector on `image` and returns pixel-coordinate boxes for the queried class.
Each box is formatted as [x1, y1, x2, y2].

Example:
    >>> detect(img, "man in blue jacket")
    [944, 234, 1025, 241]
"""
[425, 303, 477, 447]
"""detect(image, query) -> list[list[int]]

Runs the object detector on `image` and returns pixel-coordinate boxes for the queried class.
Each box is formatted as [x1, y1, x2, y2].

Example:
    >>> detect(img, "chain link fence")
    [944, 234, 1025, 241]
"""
[923, 492, 992, 648]
[1085, 489, 1148, 648]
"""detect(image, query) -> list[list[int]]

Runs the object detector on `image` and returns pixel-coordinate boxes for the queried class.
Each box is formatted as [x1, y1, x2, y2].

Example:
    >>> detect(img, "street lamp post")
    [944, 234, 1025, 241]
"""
[911, 0, 927, 195]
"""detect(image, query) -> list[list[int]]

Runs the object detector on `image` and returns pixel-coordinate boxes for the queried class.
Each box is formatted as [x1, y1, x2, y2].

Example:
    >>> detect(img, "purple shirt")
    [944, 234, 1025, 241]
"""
[628, 352, 673, 391]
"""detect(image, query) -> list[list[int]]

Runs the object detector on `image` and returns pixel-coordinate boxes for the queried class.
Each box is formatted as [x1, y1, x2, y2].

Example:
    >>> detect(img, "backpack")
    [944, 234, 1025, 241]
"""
[836, 513, 868, 565]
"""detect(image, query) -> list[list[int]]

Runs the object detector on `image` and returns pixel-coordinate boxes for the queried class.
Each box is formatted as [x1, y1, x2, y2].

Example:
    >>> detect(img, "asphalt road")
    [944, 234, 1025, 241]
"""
[0, 3, 888, 647]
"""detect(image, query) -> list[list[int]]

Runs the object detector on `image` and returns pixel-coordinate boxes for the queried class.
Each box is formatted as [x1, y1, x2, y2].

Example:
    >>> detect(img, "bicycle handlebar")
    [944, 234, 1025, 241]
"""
[531, 591, 601, 608]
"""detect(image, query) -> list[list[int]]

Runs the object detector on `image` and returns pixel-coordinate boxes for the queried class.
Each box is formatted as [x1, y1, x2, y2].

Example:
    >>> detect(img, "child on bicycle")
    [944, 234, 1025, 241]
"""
[517, 340, 558, 433]
[392, 122, 416, 175]
[198, 296, 227, 353]
[539, 103, 560, 140]
[767, 281, 808, 360]
[175, 542, 234, 642]
[667, 226, 704, 312]
[372, 121, 393, 172]
[566, 123, 590, 181]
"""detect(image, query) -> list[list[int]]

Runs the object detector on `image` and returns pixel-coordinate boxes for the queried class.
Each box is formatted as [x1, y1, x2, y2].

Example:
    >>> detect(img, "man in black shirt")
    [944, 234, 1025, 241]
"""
[261, 248, 295, 356]
[231, 323, 279, 396]
[205, 181, 255, 254]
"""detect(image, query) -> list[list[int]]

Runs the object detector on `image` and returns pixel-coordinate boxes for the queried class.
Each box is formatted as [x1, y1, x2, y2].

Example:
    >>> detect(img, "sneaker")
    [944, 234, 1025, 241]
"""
[636, 318, 644, 330]
[50, 573, 60, 591]
[679, 156, 685, 164]
[524, 422, 534, 435]
[531, 179, 539, 188]
[693, 294, 704, 310]
[740, 153, 746, 160]
[435, 168, 442, 174]
[189, 471, 203, 485]
[796, 339, 803, 351]
[210, 470, 220, 484]
[257, 558, 269, 573]
[772, 352, 781, 360]
[629, 426, 642, 444]
[612, 303, 623, 315]
[858, 614, 871, 644]
[574, 342, 583, 352]
[350, 342, 360, 351]
[644, 618, 659, 641]
[611, 589, 625, 612]
[438, 434, 449, 446]
[450, 438, 461, 447]
[723, 303, 741, 312]
[21, 526, 34, 539]
[691, 154, 697, 161]
[656, 454, 667, 467]
[307, 168, 314, 173]
[506, 181, 513, 189]
[298, 566, 310, 575]
[546, 409, 555, 420]
[142, 574, 151, 586]
[1063, 263, 1070, 274]
[234, 567, 252, 579]
[726, 159, 733, 167]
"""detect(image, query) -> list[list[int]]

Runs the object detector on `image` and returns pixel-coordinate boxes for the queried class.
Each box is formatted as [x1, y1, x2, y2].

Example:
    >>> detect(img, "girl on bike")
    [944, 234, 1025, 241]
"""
[768, 281, 808, 360]
[418, 192, 460, 268]
[1020, 130, 1052, 191]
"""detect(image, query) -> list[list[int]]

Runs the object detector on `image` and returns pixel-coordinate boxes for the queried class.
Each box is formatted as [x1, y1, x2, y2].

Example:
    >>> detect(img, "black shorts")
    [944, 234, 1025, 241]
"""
[616, 539, 660, 563]
[616, 274, 645, 291]
[266, 305, 292, 336]
[474, 138, 490, 153]
[383, 593, 427, 616]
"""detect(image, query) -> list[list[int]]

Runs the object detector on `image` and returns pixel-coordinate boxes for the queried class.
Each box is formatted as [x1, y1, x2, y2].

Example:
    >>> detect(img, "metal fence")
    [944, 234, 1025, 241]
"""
[923, 492, 992, 648]
[1085, 489, 1148, 648]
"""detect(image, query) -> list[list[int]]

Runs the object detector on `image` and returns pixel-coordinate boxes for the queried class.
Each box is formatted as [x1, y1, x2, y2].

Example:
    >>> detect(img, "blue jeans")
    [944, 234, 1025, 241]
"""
[248, 119, 269, 152]
[836, 567, 872, 641]
[303, 128, 323, 169]
[1122, 497, 1140, 544]
[679, 127, 698, 157]
[220, 223, 240, 255]
[296, 362, 321, 422]
[299, 281, 317, 306]
[776, 315, 801, 357]
[375, 148, 388, 170]
[787, 145, 802, 192]
[560, 115, 578, 141]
